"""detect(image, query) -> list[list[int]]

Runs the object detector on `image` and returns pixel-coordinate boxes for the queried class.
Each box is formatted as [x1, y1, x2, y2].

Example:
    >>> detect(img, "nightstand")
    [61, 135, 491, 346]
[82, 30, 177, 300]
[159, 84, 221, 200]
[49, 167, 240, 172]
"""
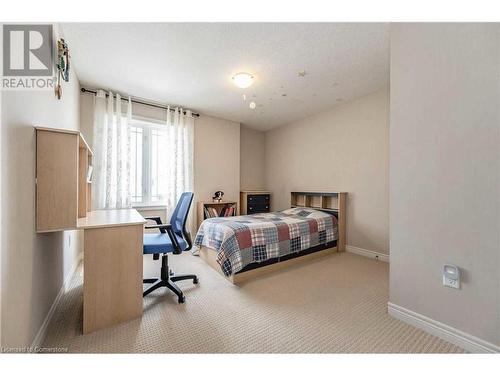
[240, 191, 271, 215]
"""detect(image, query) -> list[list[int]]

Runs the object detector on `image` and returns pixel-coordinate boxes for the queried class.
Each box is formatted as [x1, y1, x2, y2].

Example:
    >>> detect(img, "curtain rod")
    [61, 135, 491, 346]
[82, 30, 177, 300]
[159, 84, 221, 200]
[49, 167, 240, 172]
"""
[80, 87, 200, 117]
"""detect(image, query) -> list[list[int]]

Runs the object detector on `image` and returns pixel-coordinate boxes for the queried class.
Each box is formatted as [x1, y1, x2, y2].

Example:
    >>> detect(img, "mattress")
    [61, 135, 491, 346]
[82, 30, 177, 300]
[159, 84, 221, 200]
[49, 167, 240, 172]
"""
[194, 207, 338, 276]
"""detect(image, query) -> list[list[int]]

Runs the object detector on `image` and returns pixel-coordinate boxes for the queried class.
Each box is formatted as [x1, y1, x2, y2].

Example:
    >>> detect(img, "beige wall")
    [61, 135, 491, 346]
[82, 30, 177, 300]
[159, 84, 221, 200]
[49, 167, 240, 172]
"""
[0, 37, 3, 344]
[194, 115, 240, 206]
[79, 94, 241, 227]
[240, 126, 266, 191]
[265, 89, 390, 254]
[0, 26, 82, 347]
[390, 23, 500, 346]
[79, 92, 94, 146]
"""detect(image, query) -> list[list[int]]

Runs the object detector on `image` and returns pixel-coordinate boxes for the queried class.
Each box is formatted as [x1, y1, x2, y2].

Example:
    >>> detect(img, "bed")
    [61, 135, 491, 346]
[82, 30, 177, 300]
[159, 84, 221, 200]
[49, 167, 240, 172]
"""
[195, 192, 347, 284]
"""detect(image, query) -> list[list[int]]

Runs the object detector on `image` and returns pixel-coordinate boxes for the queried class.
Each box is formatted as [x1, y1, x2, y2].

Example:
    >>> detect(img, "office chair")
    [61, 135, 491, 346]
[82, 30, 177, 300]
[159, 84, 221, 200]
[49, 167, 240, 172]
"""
[143, 192, 198, 303]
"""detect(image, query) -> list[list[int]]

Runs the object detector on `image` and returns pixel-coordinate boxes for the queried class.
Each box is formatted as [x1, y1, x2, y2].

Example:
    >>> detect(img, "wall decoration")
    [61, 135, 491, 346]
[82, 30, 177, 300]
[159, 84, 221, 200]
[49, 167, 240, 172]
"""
[55, 38, 70, 100]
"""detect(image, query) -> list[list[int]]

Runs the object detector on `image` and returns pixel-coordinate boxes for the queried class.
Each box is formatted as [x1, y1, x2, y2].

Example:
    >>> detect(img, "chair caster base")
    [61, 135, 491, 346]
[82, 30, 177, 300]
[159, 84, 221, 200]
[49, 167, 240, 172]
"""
[143, 274, 195, 305]
[143, 254, 198, 303]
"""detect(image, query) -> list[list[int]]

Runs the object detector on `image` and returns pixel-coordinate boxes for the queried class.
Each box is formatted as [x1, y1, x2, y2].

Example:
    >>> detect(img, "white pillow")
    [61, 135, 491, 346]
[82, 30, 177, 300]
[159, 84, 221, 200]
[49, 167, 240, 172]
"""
[281, 207, 330, 219]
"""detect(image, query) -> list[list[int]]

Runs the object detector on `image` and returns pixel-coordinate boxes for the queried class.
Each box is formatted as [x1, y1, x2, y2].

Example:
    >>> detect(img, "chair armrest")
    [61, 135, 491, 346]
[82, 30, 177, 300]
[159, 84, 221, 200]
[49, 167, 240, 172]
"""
[145, 216, 163, 225]
[144, 223, 182, 255]
[145, 217, 166, 234]
[145, 222, 169, 234]
[145, 223, 169, 229]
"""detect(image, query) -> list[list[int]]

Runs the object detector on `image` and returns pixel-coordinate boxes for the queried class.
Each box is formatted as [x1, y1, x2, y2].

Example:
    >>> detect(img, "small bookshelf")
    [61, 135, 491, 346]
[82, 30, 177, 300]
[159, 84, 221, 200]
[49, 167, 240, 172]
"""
[197, 200, 238, 229]
[35, 126, 93, 232]
[290, 191, 344, 212]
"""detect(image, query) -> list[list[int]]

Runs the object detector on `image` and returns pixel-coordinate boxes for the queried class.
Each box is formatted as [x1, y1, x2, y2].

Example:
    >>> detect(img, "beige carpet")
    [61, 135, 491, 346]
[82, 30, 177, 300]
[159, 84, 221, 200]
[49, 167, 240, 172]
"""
[42, 251, 464, 353]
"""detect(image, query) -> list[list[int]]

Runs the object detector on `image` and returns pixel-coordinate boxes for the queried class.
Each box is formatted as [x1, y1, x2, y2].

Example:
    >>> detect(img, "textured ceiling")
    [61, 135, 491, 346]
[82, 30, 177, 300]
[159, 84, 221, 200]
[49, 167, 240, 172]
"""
[62, 23, 389, 130]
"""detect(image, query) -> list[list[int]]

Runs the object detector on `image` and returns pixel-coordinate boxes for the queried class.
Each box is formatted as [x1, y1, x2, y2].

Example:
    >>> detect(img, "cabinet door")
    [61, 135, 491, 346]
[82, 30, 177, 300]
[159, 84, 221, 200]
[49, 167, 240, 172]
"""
[247, 194, 269, 205]
[36, 130, 78, 232]
[247, 194, 270, 214]
[247, 204, 270, 214]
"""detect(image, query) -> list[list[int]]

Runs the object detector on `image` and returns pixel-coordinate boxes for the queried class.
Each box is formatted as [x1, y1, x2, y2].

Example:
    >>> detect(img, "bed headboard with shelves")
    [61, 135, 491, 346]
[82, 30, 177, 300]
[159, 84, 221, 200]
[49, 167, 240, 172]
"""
[290, 191, 347, 251]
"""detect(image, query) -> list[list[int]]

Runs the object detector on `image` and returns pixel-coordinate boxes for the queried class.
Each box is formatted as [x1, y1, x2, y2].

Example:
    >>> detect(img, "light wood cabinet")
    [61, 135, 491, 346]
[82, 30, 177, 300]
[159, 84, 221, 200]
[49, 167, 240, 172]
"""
[78, 209, 146, 334]
[35, 127, 93, 232]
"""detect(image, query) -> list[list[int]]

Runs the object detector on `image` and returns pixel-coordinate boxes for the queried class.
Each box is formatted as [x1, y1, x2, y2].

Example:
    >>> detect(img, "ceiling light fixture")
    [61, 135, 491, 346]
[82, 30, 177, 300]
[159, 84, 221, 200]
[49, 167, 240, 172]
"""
[249, 101, 257, 109]
[232, 72, 254, 89]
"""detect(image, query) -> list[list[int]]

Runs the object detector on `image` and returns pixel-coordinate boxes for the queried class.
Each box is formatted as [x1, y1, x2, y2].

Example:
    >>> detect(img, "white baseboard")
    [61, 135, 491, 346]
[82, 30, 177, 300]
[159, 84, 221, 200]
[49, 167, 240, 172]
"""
[388, 302, 500, 353]
[346, 245, 389, 263]
[31, 251, 83, 349]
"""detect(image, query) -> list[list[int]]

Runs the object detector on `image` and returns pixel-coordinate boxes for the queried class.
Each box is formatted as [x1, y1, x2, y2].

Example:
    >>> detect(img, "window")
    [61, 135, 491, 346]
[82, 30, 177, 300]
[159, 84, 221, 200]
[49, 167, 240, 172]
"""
[130, 118, 169, 207]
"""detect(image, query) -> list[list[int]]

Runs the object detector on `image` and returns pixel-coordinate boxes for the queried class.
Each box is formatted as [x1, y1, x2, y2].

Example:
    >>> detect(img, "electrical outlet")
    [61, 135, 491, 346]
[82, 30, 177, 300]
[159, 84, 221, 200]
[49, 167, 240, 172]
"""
[443, 276, 460, 289]
[443, 264, 460, 289]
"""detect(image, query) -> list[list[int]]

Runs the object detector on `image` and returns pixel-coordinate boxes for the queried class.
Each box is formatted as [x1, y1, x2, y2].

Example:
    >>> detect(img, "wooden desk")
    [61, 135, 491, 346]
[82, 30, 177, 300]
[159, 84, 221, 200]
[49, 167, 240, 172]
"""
[78, 209, 146, 334]
[35, 128, 146, 334]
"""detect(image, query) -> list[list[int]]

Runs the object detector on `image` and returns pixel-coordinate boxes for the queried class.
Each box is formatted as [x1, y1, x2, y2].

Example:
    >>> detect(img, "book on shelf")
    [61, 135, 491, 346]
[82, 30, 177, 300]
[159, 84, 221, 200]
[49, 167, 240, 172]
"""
[204, 206, 220, 219]
[224, 206, 234, 217]
[203, 203, 236, 220]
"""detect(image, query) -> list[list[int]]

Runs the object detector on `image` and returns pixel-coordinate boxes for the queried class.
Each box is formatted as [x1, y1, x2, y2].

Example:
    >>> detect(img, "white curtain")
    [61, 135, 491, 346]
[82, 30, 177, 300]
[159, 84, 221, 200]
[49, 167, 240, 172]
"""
[163, 107, 195, 233]
[92, 90, 132, 209]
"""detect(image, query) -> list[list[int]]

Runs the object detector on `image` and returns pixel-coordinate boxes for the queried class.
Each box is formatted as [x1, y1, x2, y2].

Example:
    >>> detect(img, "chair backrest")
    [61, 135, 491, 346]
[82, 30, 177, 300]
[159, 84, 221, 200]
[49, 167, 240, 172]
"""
[169, 192, 194, 243]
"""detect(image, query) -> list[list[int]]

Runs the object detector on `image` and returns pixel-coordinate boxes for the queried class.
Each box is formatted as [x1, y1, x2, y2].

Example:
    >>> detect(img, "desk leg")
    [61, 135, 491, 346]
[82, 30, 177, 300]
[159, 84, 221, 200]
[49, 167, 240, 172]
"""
[83, 224, 143, 334]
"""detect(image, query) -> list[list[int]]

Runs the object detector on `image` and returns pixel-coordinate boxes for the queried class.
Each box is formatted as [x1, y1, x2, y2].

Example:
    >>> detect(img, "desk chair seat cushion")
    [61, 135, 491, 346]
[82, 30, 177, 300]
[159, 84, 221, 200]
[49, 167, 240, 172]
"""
[143, 233, 188, 254]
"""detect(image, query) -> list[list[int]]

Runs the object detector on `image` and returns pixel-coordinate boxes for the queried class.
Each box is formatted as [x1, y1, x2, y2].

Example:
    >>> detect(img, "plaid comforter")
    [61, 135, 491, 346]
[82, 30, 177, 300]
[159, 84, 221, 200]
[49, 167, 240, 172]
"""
[194, 208, 338, 276]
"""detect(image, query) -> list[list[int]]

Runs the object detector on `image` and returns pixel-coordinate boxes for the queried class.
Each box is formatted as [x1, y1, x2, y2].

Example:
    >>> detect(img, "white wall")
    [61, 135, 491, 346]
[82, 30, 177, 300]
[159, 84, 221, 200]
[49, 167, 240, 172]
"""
[390, 23, 500, 346]
[265, 89, 390, 254]
[240, 126, 266, 191]
[0, 26, 82, 348]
